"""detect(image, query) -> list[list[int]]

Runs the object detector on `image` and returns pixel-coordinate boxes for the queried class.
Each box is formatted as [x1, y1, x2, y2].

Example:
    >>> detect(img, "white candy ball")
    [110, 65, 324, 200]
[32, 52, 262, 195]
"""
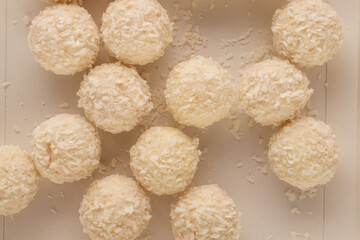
[79, 175, 151, 240]
[239, 58, 313, 126]
[170, 184, 241, 240]
[165, 56, 236, 128]
[268, 117, 339, 190]
[31, 114, 101, 184]
[77, 62, 153, 134]
[0, 145, 40, 216]
[272, 0, 343, 67]
[28, 4, 100, 75]
[101, 0, 173, 65]
[130, 126, 200, 195]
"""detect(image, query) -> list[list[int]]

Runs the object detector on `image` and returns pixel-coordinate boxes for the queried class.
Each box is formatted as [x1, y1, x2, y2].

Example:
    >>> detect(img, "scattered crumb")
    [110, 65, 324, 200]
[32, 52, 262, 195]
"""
[229, 118, 242, 140]
[138, 234, 152, 240]
[23, 15, 31, 26]
[258, 164, 268, 175]
[306, 211, 312, 215]
[305, 188, 317, 198]
[258, 137, 263, 145]
[46, 114, 53, 119]
[19, 102, 24, 106]
[236, 162, 243, 168]
[111, 157, 117, 169]
[12, 19, 17, 25]
[248, 118, 254, 127]
[2, 82, 10, 88]
[141, 71, 150, 80]
[290, 231, 301, 240]
[299, 191, 306, 200]
[304, 232, 311, 240]
[251, 154, 263, 163]
[50, 208, 57, 214]
[209, 0, 215, 9]
[47, 194, 53, 199]
[59, 102, 70, 109]
[290, 207, 301, 215]
[267, 236, 273, 240]
[306, 110, 318, 117]
[248, 11, 252, 17]
[246, 174, 255, 184]
[60, 191, 64, 197]
[285, 188, 297, 202]
[13, 126, 20, 133]
[42, 101, 46, 106]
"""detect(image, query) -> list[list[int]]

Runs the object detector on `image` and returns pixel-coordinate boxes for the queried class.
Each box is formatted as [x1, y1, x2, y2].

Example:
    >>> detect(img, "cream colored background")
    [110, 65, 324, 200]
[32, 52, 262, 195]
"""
[0, 0, 359, 239]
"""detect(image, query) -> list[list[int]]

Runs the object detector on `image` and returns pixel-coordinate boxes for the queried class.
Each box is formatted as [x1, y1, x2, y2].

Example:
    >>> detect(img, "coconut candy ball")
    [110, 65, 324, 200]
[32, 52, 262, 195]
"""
[239, 58, 313, 126]
[268, 117, 339, 190]
[77, 62, 153, 134]
[272, 0, 343, 67]
[165, 55, 236, 128]
[42, 0, 79, 4]
[101, 0, 173, 65]
[79, 175, 151, 240]
[28, 4, 100, 75]
[31, 114, 101, 184]
[130, 126, 200, 195]
[170, 184, 241, 240]
[0, 145, 40, 216]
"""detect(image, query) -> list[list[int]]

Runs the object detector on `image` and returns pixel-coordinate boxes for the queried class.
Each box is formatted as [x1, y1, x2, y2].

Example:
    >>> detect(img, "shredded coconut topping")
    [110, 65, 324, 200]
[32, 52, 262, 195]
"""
[272, 0, 343, 67]
[31, 114, 101, 183]
[269, 117, 339, 190]
[28, 4, 100, 75]
[170, 184, 241, 240]
[77, 62, 153, 134]
[130, 127, 200, 195]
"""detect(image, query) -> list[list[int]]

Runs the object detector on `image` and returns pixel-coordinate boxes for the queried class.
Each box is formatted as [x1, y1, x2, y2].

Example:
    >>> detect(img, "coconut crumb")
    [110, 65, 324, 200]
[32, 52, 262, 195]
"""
[304, 232, 311, 240]
[209, 0, 215, 9]
[251, 154, 263, 163]
[290, 231, 301, 240]
[290, 207, 301, 215]
[258, 137, 263, 145]
[267, 236, 273, 240]
[229, 118, 242, 140]
[12, 19, 17, 25]
[258, 164, 268, 175]
[60, 191, 64, 197]
[248, 118, 254, 127]
[47, 194, 53, 199]
[236, 162, 243, 168]
[59, 102, 70, 109]
[50, 208, 57, 214]
[2, 82, 10, 88]
[246, 174, 255, 184]
[306, 110, 318, 117]
[13, 126, 20, 133]
[23, 15, 31, 26]
[285, 188, 297, 202]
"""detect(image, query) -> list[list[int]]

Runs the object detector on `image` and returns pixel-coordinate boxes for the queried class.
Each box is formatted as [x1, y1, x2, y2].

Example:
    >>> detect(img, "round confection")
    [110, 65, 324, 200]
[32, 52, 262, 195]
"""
[268, 117, 339, 190]
[101, 0, 173, 65]
[130, 126, 200, 195]
[42, 0, 79, 4]
[272, 0, 343, 67]
[31, 114, 101, 184]
[170, 184, 241, 240]
[239, 58, 313, 126]
[77, 62, 153, 134]
[0, 145, 40, 216]
[79, 175, 151, 240]
[165, 55, 236, 128]
[28, 4, 100, 75]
